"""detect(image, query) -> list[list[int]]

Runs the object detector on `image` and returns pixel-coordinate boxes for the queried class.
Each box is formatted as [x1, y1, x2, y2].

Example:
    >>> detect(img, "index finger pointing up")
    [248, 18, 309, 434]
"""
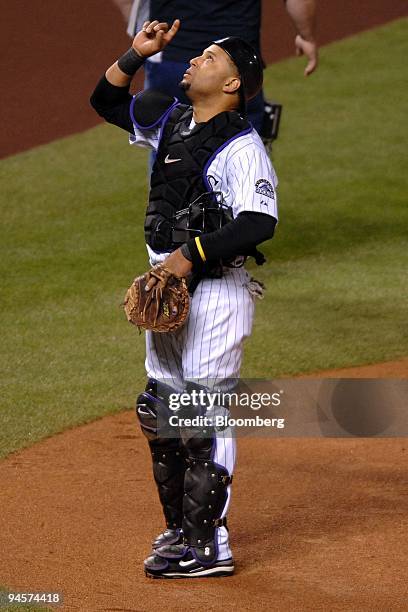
[166, 19, 181, 42]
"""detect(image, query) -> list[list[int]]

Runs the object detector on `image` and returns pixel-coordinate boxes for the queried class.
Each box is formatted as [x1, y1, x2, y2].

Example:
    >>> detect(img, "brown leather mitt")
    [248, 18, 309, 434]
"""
[123, 264, 190, 332]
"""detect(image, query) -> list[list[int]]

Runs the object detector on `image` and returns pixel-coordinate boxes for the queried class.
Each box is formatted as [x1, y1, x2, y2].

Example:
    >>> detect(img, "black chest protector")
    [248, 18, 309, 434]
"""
[145, 105, 251, 252]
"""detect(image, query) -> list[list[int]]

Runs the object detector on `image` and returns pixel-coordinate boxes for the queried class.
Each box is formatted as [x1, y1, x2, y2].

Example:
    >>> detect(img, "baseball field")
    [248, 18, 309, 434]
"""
[1, 6, 407, 612]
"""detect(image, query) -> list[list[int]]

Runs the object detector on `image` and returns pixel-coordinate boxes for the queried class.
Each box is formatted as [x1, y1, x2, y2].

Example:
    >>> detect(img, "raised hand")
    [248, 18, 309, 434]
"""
[133, 19, 181, 58]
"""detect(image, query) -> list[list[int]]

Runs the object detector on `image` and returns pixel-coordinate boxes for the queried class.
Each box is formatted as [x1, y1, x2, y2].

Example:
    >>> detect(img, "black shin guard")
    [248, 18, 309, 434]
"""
[178, 388, 233, 565]
[136, 379, 187, 529]
[149, 442, 185, 529]
[182, 457, 232, 564]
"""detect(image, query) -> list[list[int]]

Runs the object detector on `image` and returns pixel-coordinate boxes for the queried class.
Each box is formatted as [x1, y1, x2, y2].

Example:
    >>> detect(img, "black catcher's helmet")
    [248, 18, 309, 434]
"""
[212, 36, 263, 114]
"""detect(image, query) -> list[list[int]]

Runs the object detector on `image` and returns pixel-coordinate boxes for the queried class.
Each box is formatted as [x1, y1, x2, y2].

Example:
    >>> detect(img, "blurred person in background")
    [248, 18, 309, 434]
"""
[114, 0, 318, 134]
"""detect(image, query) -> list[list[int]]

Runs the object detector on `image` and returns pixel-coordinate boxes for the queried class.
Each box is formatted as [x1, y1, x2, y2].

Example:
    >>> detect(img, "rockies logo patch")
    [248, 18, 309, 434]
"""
[255, 178, 275, 199]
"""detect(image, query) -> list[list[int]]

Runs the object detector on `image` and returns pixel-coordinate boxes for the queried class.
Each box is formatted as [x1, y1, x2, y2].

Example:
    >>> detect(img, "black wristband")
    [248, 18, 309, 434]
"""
[180, 243, 193, 262]
[186, 238, 206, 270]
[117, 47, 145, 76]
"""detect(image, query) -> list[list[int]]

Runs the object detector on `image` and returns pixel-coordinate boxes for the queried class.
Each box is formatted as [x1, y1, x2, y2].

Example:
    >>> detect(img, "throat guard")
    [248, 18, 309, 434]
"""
[145, 106, 251, 252]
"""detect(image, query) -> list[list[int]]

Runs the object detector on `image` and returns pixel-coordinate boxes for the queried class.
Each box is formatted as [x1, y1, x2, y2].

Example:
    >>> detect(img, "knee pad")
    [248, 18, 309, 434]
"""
[136, 378, 179, 444]
[178, 381, 230, 459]
[177, 380, 216, 458]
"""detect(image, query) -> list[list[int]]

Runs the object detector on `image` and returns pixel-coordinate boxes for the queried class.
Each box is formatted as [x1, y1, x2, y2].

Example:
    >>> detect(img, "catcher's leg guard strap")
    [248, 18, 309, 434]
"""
[136, 379, 186, 529]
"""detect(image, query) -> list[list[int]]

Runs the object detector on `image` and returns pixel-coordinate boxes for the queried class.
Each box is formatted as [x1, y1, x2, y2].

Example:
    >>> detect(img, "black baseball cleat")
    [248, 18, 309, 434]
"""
[144, 543, 234, 579]
[152, 528, 183, 549]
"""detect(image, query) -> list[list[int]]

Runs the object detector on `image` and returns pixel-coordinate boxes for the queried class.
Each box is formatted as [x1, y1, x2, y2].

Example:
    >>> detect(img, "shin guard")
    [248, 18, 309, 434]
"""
[136, 379, 187, 529]
[179, 388, 233, 565]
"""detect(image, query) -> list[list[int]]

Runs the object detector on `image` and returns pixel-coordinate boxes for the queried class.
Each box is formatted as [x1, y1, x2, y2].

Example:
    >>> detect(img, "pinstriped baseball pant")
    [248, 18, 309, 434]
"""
[145, 267, 255, 559]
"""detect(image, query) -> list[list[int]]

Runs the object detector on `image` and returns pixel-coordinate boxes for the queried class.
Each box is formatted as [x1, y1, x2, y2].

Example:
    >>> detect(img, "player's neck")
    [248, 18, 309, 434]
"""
[192, 100, 234, 124]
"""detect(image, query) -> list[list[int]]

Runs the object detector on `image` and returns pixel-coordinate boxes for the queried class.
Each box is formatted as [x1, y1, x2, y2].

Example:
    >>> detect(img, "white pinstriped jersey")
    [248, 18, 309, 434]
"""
[129, 114, 279, 222]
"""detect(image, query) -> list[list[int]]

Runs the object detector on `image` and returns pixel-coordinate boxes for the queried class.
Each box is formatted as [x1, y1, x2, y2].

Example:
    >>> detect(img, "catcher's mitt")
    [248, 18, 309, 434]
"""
[123, 264, 190, 333]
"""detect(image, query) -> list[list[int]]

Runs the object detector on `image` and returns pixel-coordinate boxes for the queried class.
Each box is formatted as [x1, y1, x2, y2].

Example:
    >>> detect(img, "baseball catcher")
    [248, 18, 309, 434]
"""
[91, 18, 278, 578]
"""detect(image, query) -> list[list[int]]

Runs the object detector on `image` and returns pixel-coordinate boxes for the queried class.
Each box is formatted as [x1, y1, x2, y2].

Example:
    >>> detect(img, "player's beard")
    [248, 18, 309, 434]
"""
[178, 78, 190, 92]
[178, 78, 192, 101]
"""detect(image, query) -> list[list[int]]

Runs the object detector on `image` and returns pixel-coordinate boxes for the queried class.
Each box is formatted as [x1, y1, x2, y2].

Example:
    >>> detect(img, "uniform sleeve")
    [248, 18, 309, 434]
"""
[129, 122, 161, 151]
[186, 211, 276, 269]
[90, 74, 133, 133]
[227, 143, 278, 220]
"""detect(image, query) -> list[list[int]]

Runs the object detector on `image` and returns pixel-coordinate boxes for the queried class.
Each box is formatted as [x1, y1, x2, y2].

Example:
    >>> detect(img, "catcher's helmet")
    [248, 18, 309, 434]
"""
[212, 36, 263, 114]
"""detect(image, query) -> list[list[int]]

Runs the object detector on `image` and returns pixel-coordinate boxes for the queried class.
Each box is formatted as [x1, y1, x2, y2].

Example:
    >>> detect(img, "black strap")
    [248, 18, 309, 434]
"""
[250, 247, 266, 266]
[213, 517, 228, 527]
[220, 474, 233, 485]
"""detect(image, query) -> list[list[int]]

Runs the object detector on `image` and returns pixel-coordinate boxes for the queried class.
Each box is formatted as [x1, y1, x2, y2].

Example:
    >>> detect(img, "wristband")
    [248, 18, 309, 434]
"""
[194, 237, 207, 262]
[117, 47, 145, 76]
[180, 243, 193, 262]
[186, 237, 207, 270]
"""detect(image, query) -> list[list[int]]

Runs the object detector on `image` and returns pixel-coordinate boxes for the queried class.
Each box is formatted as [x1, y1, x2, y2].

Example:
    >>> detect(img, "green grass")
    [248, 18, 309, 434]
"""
[0, 604, 48, 612]
[1, 19, 407, 458]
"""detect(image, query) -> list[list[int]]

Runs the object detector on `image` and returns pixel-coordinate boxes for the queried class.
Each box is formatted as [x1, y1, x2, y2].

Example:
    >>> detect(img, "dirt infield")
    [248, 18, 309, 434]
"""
[1, 361, 407, 611]
[301, 357, 408, 379]
[1, 0, 407, 158]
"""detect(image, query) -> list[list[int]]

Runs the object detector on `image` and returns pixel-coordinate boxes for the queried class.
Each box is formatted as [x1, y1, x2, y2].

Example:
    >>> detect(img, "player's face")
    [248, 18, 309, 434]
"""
[180, 44, 241, 104]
